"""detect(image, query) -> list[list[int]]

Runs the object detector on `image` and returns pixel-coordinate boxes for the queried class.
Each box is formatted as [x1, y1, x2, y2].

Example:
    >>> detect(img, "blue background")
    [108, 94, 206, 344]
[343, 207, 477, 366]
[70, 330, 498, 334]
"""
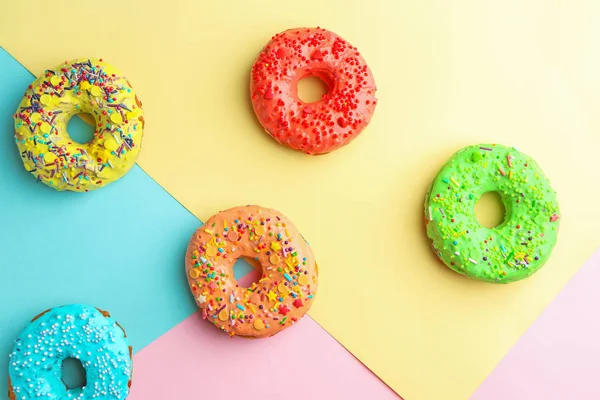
[0, 47, 252, 394]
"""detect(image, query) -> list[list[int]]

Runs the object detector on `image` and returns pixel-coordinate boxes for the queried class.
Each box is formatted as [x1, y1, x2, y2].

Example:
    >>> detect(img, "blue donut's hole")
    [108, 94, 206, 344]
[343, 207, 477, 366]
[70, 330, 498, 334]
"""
[233, 257, 261, 288]
[67, 113, 96, 144]
[61, 357, 87, 390]
[475, 191, 506, 229]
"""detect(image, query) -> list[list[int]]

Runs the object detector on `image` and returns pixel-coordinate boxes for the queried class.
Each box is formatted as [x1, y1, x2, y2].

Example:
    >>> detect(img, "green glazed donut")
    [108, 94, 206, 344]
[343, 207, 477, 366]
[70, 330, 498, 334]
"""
[424, 144, 560, 283]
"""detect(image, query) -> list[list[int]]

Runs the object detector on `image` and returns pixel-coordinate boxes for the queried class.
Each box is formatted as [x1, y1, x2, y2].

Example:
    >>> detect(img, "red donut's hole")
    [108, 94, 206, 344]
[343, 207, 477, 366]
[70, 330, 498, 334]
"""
[295, 70, 334, 103]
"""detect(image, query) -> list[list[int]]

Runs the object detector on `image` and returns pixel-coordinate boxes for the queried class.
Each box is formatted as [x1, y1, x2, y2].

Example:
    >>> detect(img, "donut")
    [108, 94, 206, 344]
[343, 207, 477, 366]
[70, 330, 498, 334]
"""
[185, 205, 318, 338]
[13, 58, 144, 192]
[250, 27, 377, 155]
[8, 304, 133, 400]
[424, 144, 560, 283]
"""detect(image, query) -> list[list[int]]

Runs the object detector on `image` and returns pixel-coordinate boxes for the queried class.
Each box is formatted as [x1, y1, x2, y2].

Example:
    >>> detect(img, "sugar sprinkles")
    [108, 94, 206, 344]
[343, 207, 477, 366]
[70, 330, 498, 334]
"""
[185, 206, 318, 338]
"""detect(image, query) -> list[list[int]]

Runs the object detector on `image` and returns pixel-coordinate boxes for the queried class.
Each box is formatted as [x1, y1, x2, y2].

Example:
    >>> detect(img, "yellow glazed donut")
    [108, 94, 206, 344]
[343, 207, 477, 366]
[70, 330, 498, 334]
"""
[13, 58, 144, 192]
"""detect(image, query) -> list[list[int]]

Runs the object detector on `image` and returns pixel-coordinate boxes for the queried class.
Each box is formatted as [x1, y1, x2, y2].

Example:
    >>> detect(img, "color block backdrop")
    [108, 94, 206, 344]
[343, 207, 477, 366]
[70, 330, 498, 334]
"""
[2, 1, 600, 399]
[0, 48, 397, 400]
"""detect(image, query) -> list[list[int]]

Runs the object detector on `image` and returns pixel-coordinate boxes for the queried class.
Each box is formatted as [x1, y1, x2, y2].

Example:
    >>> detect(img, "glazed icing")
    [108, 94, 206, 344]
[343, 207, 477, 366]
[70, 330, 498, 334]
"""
[250, 27, 377, 155]
[8, 304, 132, 400]
[13, 58, 144, 192]
[424, 144, 560, 283]
[185, 205, 318, 338]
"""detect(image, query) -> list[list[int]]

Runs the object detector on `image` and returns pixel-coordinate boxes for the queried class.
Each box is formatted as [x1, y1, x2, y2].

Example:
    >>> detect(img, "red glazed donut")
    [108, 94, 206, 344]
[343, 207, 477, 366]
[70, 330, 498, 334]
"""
[250, 27, 378, 155]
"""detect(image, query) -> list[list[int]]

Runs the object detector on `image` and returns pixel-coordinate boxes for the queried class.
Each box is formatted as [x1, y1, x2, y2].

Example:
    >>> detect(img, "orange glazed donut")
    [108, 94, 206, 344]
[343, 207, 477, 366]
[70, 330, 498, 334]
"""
[185, 205, 318, 338]
[250, 27, 377, 155]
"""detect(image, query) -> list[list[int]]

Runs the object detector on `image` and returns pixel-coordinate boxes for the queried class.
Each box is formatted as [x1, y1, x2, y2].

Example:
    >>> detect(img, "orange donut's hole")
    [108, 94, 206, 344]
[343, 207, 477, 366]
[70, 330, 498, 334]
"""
[233, 256, 262, 288]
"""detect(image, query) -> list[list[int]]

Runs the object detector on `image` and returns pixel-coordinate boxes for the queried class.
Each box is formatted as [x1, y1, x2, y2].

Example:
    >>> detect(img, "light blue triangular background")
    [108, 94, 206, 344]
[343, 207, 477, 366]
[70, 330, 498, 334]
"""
[0, 47, 253, 394]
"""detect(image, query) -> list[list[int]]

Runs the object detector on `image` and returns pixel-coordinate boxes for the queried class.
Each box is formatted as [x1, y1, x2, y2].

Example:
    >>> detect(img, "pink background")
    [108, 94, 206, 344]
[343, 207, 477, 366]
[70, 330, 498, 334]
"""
[472, 249, 600, 400]
[128, 250, 600, 400]
[129, 273, 399, 400]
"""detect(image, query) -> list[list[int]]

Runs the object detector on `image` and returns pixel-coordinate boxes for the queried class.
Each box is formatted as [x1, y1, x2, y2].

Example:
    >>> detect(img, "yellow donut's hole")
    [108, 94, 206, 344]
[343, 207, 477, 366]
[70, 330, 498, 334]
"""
[61, 358, 87, 391]
[66, 113, 96, 144]
[297, 75, 329, 103]
[475, 191, 506, 229]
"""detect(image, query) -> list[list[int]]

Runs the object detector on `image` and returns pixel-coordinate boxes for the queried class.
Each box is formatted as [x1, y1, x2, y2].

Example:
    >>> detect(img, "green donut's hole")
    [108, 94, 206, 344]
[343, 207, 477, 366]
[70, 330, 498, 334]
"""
[474, 191, 507, 229]
[66, 113, 96, 144]
[297, 75, 330, 103]
[61, 357, 87, 390]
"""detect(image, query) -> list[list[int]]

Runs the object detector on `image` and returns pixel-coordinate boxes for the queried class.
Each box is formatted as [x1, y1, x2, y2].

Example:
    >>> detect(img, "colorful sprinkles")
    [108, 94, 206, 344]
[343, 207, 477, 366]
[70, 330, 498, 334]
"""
[13, 58, 144, 192]
[8, 304, 133, 400]
[185, 205, 318, 337]
[424, 144, 560, 283]
[250, 27, 377, 155]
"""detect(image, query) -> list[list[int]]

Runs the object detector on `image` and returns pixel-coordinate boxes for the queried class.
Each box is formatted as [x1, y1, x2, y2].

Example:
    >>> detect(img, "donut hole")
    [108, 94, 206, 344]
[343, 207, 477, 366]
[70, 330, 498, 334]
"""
[297, 75, 329, 103]
[475, 191, 506, 229]
[66, 113, 96, 144]
[61, 357, 87, 390]
[233, 256, 262, 288]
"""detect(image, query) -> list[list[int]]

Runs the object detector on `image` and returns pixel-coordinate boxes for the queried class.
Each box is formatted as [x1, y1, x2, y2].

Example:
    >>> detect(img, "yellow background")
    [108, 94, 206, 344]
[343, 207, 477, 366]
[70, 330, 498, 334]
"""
[2, 1, 599, 399]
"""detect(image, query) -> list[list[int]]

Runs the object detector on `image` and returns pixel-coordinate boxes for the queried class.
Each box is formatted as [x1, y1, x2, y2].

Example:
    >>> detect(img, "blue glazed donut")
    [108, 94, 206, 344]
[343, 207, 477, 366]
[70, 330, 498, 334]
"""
[7, 304, 133, 400]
